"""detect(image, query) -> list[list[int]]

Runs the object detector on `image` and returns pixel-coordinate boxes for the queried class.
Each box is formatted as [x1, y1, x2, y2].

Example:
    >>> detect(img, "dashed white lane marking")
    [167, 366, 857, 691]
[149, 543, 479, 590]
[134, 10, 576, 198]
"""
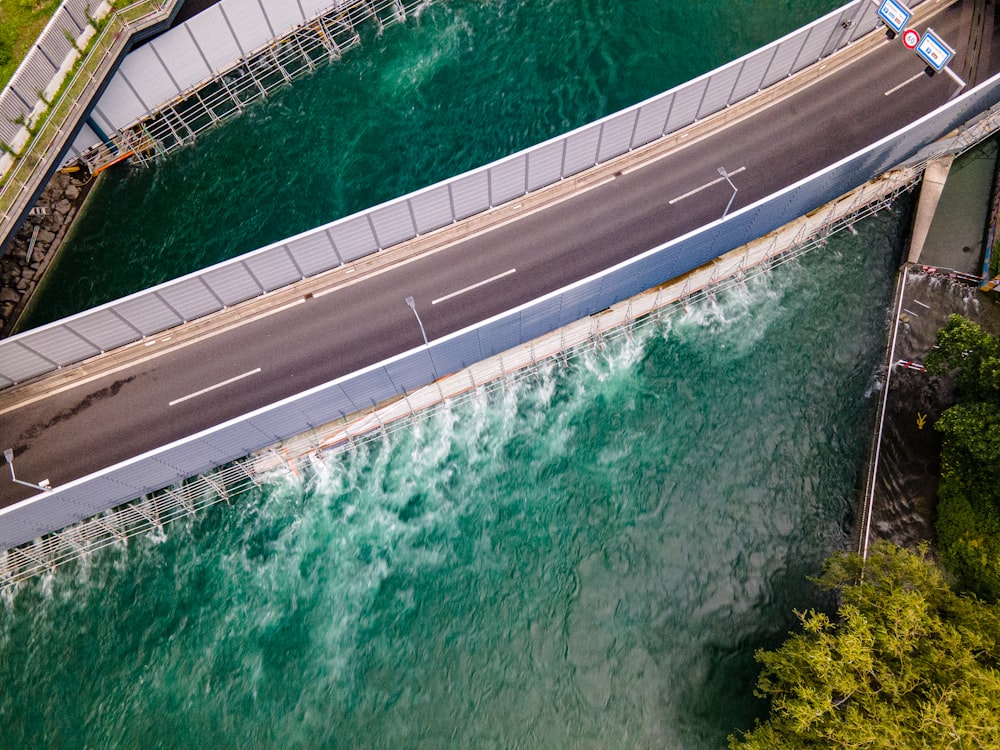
[884, 71, 924, 96]
[432, 268, 517, 305]
[169, 368, 262, 406]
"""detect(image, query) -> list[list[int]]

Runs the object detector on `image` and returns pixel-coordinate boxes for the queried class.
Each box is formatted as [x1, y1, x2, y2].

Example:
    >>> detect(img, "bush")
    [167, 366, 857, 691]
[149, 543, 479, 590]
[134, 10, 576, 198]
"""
[925, 315, 1000, 598]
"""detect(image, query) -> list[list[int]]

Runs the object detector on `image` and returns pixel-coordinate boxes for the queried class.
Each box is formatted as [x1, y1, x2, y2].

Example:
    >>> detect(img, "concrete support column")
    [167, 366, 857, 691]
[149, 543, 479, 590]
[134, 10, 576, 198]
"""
[908, 155, 955, 264]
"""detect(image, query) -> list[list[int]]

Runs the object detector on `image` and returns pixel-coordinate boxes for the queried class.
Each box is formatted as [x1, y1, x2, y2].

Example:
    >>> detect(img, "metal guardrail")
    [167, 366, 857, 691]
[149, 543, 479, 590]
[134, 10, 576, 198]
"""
[0, 0, 178, 240]
[2, 0, 960, 388]
[0, 0, 973, 561]
[0, 0, 93, 145]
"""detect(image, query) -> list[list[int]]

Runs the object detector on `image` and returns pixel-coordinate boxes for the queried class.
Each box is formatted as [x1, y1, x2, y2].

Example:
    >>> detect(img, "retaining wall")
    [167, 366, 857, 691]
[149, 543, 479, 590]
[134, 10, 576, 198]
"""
[3, 68, 1000, 552]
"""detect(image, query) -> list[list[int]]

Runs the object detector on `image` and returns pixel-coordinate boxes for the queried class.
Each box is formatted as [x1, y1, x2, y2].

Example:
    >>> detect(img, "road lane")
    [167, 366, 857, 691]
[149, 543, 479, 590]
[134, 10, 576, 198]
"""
[0, 2, 985, 505]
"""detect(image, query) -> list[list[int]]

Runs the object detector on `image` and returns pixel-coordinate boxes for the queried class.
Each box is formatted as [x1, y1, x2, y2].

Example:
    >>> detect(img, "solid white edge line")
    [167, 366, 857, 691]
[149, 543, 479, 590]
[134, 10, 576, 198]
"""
[432, 268, 517, 305]
[169, 368, 262, 407]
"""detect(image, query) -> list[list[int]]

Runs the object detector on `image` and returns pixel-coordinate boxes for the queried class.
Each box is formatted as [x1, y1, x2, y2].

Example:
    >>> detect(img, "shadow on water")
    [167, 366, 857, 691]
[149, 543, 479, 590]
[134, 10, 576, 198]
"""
[872, 271, 1000, 549]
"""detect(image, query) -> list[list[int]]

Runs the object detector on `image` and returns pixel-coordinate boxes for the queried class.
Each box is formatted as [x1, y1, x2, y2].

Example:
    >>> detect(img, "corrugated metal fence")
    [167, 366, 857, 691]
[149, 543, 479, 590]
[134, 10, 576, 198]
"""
[0, 0, 896, 386]
[68, 0, 426, 166]
[82, 0, 414, 153]
[3, 69, 1000, 552]
[0, 0, 95, 149]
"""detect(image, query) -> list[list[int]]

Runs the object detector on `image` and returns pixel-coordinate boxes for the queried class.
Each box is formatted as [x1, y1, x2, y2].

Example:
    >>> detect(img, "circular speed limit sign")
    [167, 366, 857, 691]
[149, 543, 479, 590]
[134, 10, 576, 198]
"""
[902, 28, 920, 50]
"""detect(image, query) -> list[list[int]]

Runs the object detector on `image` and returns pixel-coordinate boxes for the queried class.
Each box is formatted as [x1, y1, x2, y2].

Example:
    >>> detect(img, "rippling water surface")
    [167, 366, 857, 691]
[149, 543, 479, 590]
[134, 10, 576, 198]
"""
[2, 0, 909, 745]
[1, 205, 907, 746]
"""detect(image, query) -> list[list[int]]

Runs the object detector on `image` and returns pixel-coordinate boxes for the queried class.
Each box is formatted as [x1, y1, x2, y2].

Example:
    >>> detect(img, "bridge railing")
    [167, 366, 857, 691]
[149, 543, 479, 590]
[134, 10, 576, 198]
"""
[3, 66, 1000, 553]
[0, 0, 895, 387]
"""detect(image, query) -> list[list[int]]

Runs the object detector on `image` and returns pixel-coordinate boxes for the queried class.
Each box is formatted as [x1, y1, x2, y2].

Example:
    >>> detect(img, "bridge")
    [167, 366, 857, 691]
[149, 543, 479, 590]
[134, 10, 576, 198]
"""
[1, 0, 999, 552]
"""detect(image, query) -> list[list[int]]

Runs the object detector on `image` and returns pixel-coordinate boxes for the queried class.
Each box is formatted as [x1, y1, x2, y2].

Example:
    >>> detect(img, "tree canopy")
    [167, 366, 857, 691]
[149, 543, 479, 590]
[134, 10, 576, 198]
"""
[925, 313, 1000, 401]
[925, 315, 1000, 599]
[730, 542, 1000, 749]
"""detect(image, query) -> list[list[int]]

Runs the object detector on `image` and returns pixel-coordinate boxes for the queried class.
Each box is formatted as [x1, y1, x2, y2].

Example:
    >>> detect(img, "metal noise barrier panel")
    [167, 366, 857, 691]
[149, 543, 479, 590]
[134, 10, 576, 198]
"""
[0, 0, 901, 387]
[0, 0, 97, 145]
[2, 68, 999, 553]
[87, 0, 418, 145]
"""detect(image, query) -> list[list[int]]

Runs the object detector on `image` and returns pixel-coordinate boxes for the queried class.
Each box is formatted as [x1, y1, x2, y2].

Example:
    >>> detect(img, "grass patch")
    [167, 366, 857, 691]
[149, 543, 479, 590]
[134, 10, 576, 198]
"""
[0, 0, 64, 91]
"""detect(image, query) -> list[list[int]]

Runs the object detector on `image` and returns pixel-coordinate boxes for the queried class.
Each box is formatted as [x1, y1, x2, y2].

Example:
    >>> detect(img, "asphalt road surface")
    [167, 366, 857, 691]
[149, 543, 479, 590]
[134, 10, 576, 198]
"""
[0, 1, 993, 506]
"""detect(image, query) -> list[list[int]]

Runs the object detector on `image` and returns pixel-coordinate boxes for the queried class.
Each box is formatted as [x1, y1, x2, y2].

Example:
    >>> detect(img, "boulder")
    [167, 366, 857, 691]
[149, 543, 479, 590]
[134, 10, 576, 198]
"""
[0, 287, 20, 304]
[54, 199, 71, 216]
[64, 184, 80, 200]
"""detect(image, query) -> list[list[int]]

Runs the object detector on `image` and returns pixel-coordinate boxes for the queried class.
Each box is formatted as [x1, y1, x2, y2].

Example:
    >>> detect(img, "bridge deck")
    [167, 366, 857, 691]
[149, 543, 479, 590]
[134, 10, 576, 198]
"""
[1, 0, 998, 510]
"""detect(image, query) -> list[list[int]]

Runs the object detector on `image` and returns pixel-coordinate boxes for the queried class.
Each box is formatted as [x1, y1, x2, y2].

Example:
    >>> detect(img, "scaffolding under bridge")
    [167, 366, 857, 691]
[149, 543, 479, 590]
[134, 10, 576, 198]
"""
[79, 0, 430, 172]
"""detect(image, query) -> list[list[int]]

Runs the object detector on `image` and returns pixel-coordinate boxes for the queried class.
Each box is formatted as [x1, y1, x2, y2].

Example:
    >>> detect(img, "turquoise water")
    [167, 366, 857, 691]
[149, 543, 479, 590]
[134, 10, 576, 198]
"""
[0, 0, 909, 745]
[21, 0, 842, 328]
[0, 205, 907, 747]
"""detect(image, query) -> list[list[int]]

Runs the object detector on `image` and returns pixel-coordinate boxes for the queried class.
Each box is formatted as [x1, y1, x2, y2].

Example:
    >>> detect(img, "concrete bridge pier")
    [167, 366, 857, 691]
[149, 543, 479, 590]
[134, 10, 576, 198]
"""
[908, 154, 956, 263]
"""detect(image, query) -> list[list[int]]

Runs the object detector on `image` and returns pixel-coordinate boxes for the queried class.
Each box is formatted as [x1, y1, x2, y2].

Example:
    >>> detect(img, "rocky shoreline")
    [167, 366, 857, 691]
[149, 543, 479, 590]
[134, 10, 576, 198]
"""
[0, 170, 96, 338]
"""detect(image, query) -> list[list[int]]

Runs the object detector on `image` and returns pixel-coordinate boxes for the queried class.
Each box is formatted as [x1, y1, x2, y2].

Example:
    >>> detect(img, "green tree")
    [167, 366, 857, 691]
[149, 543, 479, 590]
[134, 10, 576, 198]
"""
[925, 313, 1000, 401]
[925, 315, 1000, 599]
[730, 542, 1000, 749]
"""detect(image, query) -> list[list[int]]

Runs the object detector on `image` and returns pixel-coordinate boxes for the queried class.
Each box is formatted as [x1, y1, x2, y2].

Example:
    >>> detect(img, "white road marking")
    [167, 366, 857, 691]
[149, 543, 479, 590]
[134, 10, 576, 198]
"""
[884, 72, 925, 96]
[432, 268, 517, 305]
[668, 166, 746, 205]
[169, 368, 262, 406]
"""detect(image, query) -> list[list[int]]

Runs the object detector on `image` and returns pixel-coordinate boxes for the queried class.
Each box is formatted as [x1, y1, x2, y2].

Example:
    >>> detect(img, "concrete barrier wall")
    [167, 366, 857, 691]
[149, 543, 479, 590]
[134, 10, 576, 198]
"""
[0, 0, 895, 386]
[2, 68, 998, 552]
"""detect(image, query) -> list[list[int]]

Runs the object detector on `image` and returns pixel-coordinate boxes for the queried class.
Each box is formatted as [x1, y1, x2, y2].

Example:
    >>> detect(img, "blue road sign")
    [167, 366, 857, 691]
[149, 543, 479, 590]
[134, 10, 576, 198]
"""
[916, 28, 955, 72]
[878, 0, 912, 34]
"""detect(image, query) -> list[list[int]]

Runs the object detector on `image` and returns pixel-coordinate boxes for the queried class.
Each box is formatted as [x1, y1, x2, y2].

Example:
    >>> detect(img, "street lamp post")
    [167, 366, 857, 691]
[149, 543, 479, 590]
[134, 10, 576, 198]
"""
[717, 166, 738, 219]
[405, 296, 438, 379]
[405, 296, 429, 347]
[3, 448, 52, 492]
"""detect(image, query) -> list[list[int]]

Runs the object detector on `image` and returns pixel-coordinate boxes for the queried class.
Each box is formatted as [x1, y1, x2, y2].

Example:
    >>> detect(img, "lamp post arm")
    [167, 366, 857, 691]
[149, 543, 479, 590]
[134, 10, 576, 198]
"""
[3, 448, 52, 491]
